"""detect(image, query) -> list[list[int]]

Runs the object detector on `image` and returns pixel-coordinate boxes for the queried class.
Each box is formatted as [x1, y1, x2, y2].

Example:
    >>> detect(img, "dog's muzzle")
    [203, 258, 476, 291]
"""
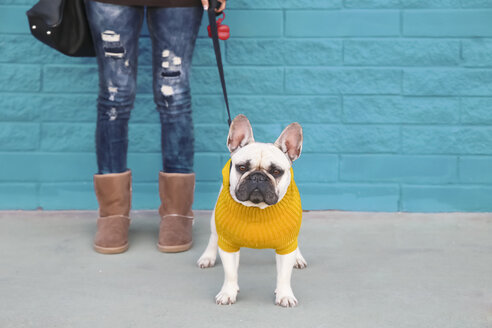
[235, 171, 278, 205]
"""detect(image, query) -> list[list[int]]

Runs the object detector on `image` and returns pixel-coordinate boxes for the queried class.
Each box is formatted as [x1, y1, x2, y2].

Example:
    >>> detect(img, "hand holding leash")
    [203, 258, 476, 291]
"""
[201, 0, 226, 13]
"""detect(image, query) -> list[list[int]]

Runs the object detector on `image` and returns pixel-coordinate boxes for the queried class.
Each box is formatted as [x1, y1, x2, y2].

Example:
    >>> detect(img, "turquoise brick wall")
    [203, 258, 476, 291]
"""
[1, 0, 492, 212]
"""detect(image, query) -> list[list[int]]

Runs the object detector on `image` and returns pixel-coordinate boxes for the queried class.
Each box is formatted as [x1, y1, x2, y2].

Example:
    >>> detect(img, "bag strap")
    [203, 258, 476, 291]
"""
[207, 0, 232, 127]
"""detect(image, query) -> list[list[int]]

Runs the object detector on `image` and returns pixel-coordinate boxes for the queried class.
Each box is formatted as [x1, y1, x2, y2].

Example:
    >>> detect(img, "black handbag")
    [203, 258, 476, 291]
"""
[26, 0, 95, 57]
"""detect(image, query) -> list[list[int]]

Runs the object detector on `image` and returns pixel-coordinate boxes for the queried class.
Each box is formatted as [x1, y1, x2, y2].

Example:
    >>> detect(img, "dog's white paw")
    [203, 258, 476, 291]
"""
[197, 254, 216, 268]
[275, 288, 298, 308]
[215, 284, 239, 305]
[294, 252, 307, 269]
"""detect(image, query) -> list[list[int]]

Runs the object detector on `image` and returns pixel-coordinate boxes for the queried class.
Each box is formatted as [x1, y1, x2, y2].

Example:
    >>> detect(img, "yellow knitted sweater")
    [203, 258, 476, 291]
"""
[215, 160, 302, 255]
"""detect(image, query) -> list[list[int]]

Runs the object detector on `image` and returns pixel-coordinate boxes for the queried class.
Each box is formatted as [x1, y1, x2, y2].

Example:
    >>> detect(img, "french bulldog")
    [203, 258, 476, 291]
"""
[197, 114, 307, 307]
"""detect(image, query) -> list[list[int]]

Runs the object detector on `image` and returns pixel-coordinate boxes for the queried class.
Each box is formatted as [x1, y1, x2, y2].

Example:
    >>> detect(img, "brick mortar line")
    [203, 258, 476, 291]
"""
[33, 65, 492, 69]
[7, 182, 492, 186]
[2, 92, 483, 96]
[0, 93, 485, 98]
[7, 33, 492, 39]
[2, 150, 490, 156]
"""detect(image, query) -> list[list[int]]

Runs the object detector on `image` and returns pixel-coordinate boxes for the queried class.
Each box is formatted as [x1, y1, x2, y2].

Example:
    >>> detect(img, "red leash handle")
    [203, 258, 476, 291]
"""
[207, 12, 230, 40]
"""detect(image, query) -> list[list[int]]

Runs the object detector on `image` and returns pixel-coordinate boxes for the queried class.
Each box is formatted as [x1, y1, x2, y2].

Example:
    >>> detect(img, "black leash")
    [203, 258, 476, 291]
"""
[207, 0, 232, 126]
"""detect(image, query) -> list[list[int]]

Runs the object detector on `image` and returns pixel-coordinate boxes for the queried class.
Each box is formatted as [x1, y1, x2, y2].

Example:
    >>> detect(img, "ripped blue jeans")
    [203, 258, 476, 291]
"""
[84, 0, 202, 174]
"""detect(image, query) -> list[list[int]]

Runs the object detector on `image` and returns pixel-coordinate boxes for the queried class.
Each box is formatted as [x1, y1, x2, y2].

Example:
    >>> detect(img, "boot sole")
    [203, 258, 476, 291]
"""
[93, 243, 129, 254]
[157, 241, 192, 253]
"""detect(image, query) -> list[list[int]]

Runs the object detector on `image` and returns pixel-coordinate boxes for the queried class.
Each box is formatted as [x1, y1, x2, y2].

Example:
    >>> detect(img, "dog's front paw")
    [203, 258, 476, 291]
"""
[197, 253, 216, 268]
[275, 288, 298, 308]
[215, 284, 239, 305]
[294, 252, 307, 269]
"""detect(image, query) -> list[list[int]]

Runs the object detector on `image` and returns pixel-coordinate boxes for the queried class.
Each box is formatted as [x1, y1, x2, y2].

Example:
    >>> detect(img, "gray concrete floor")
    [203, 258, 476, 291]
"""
[0, 210, 491, 328]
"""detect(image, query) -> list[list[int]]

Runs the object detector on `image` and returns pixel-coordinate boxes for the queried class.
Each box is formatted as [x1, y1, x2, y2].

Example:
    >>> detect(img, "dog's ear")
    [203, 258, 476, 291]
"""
[275, 123, 303, 162]
[227, 114, 255, 153]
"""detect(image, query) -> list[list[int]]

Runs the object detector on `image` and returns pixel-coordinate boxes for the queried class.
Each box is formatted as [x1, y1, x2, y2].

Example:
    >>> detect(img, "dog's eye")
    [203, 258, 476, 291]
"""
[236, 163, 250, 173]
[271, 168, 283, 176]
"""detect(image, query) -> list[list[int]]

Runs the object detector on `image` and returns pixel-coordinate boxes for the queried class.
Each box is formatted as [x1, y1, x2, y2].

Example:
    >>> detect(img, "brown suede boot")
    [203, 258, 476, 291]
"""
[93, 170, 132, 254]
[157, 172, 195, 253]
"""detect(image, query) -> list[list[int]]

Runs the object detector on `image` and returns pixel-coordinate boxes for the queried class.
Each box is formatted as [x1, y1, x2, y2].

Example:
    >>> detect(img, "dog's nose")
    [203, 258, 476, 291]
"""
[248, 172, 267, 182]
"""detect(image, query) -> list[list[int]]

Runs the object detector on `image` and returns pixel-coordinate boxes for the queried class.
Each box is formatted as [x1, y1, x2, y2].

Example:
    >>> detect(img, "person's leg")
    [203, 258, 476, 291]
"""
[86, 0, 144, 174]
[148, 6, 202, 173]
[85, 0, 144, 254]
[147, 6, 203, 252]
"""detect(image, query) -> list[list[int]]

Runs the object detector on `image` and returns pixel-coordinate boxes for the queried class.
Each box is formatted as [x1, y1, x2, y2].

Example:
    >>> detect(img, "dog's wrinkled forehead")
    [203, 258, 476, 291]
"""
[231, 142, 291, 171]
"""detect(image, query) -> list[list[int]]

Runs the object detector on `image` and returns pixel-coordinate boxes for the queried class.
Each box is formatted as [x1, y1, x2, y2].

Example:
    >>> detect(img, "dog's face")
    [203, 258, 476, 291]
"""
[226, 115, 303, 209]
